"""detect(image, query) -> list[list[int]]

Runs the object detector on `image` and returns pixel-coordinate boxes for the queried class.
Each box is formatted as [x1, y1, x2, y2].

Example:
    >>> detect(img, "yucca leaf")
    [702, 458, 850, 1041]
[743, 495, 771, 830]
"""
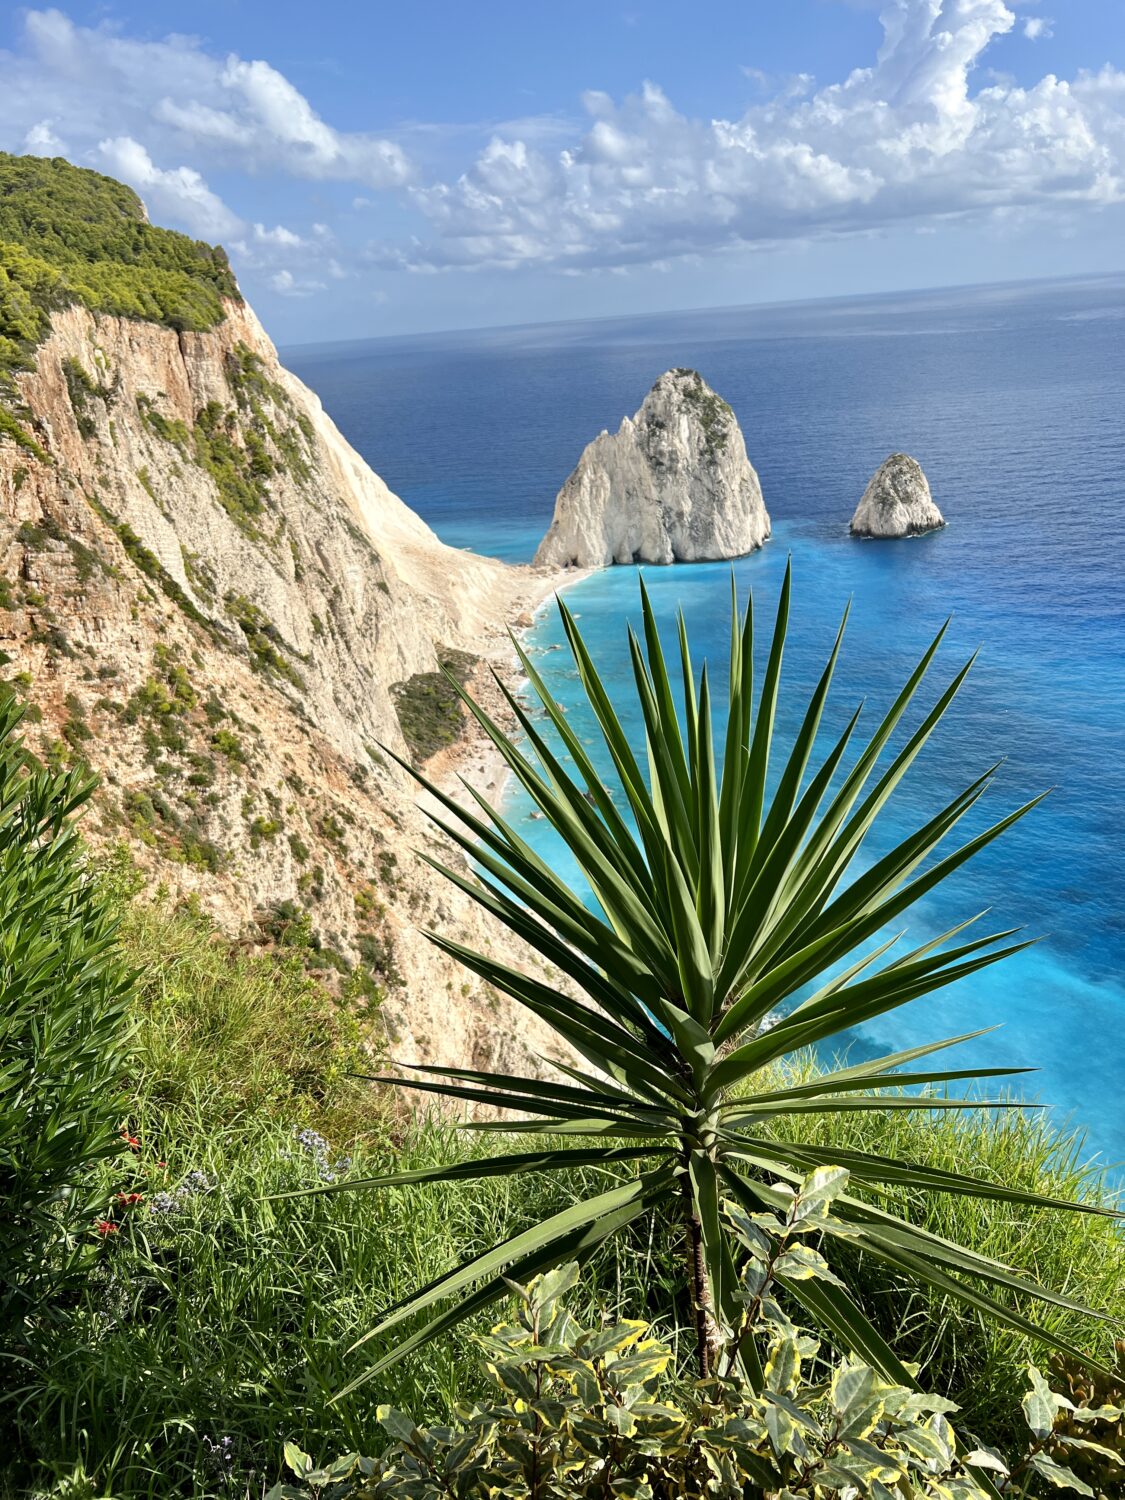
[738, 1028, 1009, 1103]
[736, 1065, 1033, 1109]
[749, 602, 849, 889]
[718, 578, 755, 892]
[396, 1062, 677, 1121]
[509, 631, 642, 860]
[732, 1134, 1123, 1218]
[709, 937, 1032, 1092]
[360, 1070, 669, 1129]
[694, 665, 726, 974]
[340, 1168, 675, 1391]
[638, 576, 693, 815]
[739, 558, 791, 861]
[271, 1146, 666, 1200]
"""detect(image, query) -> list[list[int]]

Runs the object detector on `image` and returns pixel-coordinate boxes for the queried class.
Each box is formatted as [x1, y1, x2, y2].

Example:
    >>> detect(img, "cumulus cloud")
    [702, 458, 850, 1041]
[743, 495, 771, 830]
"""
[269, 269, 327, 297]
[0, 0, 1121, 293]
[0, 8, 411, 189]
[373, 0, 1125, 273]
[97, 136, 243, 240]
[23, 118, 66, 154]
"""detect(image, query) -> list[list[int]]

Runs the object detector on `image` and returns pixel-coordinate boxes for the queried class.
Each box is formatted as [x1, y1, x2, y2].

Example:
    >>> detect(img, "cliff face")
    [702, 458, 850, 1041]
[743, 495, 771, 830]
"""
[535, 369, 770, 568]
[850, 453, 945, 539]
[0, 295, 566, 1078]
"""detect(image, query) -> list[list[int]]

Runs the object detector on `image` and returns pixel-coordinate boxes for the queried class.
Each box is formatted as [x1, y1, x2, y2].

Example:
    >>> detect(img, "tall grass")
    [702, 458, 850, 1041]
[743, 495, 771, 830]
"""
[7, 876, 1123, 1497]
[110, 867, 378, 1142]
[11, 1117, 664, 1498]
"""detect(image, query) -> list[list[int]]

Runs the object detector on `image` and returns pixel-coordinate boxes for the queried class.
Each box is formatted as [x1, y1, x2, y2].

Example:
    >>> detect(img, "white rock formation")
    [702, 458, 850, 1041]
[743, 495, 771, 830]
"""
[534, 369, 770, 567]
[850, 453, 945, 538]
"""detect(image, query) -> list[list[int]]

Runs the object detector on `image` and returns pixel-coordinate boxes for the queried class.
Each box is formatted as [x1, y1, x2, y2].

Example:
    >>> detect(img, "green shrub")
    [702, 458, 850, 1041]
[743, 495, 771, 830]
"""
[391, 649, 477, 762]
[760, 1061, 1125, 1447]
[271, 1216, 1122, 1498]
[0, 700, 133, 1337]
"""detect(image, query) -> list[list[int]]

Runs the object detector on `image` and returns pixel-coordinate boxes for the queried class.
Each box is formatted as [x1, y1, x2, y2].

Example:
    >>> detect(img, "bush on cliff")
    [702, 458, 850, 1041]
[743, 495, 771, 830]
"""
[0, 699, 134, 1340]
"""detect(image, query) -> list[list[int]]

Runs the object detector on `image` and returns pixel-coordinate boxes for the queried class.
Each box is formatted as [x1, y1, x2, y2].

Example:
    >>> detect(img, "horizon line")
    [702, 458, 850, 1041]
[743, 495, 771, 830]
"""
[278, 268, 1125, 357]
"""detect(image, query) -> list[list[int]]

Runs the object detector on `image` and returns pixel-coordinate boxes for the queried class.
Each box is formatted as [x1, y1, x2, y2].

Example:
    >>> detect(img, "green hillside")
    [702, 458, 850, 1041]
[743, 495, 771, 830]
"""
[0, 152, 239, 395]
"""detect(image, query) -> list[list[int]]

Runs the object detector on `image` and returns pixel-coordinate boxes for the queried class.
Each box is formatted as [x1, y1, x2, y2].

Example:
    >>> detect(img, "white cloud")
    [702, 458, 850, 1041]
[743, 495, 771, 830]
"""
[250, 223, 306, 250]
[0, 9, 411, 190]
[23, 118, 66, 154]
[0, 0, 1120, 293]
[97, 136, 243, 239]
[269, 269, 326, 297]
[373, 0, 1125, 273]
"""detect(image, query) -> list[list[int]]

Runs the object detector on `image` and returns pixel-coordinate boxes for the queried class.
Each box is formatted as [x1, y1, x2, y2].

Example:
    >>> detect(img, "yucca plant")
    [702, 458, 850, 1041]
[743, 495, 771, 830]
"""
[329, 568, 1118, 1395]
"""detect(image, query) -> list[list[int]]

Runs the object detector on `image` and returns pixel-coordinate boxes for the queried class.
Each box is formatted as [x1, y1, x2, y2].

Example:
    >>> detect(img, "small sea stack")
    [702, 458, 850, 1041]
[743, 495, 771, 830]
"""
[850, 453, 945, 539]
[534, 368, 770, 568]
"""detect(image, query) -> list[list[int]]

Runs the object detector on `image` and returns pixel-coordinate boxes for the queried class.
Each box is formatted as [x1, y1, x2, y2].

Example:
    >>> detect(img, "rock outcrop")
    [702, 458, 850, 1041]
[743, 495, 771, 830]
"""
[534, 369, 769, 568]
[850, 453, 945, 538]
[0, 289, 572, 1083]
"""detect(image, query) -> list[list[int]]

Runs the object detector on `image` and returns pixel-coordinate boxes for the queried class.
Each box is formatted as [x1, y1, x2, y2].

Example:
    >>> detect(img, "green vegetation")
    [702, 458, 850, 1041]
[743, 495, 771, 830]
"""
[226, 592, 307, 690]
[135, 348, 316, 540]
[353, 569, 1115, 1401]
[0, 400, 48, 460]
[62, 356, 113, 438]
[674, 366, 734, 457]
[86, 491, 215, 630]
[3, 829, 1122, 1496]
[275, 1248, 1122, 1499]
[0, 701, 133, 1336]
[0, 151, 238, 407]
[2, 566, 1123, 1499]
[15, 506, 108, 585]
[391, 647, 478, 762]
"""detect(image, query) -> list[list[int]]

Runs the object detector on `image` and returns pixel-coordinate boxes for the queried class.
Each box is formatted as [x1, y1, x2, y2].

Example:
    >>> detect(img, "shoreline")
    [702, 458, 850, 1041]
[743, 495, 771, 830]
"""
[422, 562, 593, 825]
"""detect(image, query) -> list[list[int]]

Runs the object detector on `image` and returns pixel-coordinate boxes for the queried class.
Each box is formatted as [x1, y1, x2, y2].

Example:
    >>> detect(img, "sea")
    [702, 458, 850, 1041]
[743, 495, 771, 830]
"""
[285, 274, 1125, 1165]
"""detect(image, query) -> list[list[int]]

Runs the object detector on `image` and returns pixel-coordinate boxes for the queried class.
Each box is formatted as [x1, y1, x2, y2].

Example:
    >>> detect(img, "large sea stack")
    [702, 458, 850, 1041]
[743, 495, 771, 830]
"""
[534, 369, 770, 568]
[850, 453, 945, 538]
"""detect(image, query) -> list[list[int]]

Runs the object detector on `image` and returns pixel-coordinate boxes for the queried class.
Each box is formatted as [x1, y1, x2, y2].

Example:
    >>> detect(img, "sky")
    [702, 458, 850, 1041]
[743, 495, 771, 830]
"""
[1, 0, 1123, 343]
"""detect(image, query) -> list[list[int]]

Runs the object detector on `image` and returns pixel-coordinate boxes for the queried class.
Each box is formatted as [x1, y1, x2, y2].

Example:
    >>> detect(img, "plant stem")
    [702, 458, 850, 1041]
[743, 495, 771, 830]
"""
[680, 1160, 719, 1377]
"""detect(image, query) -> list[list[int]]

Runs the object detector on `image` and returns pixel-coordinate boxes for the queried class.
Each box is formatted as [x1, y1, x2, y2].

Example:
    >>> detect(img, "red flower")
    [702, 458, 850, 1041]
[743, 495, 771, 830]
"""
[116, 1192, 144, 1207]
[94, 1220, 119, 1236]
[120, 1129, 141, 1150]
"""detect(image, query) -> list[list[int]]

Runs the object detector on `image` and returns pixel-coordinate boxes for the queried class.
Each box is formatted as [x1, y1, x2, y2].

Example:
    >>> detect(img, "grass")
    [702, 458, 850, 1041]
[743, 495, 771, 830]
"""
[5, 864, 1123, 1498]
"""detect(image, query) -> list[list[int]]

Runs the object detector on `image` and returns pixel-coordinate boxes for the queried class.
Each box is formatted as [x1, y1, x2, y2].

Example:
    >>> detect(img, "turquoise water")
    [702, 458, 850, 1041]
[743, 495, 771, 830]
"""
[286, 276, 1125, 1162]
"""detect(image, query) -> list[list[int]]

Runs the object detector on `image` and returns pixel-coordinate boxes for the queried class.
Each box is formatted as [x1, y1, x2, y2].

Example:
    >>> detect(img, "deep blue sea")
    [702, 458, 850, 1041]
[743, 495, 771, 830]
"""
[286, 276, 1125, 1164]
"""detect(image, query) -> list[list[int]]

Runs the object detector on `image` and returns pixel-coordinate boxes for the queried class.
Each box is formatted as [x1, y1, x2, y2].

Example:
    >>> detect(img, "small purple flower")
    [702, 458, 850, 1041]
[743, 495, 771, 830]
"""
[201, 1434, 236, 1476]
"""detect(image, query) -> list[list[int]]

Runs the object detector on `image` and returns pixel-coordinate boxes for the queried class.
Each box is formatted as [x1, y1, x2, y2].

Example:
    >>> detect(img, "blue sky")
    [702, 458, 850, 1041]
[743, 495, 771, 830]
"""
[1, 1, 1123, 343]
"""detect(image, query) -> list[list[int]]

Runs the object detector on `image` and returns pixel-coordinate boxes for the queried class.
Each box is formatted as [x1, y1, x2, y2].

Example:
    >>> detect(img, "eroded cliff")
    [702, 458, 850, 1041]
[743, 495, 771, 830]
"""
[0, 292, 569, 1079]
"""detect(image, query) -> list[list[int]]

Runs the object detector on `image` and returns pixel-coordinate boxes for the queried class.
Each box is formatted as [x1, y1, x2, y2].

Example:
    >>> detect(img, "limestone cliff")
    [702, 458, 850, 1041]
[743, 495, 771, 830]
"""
[850, 453, 945, 538]
[534, 369, 770, 568]
[0, 291, 570, 1081]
